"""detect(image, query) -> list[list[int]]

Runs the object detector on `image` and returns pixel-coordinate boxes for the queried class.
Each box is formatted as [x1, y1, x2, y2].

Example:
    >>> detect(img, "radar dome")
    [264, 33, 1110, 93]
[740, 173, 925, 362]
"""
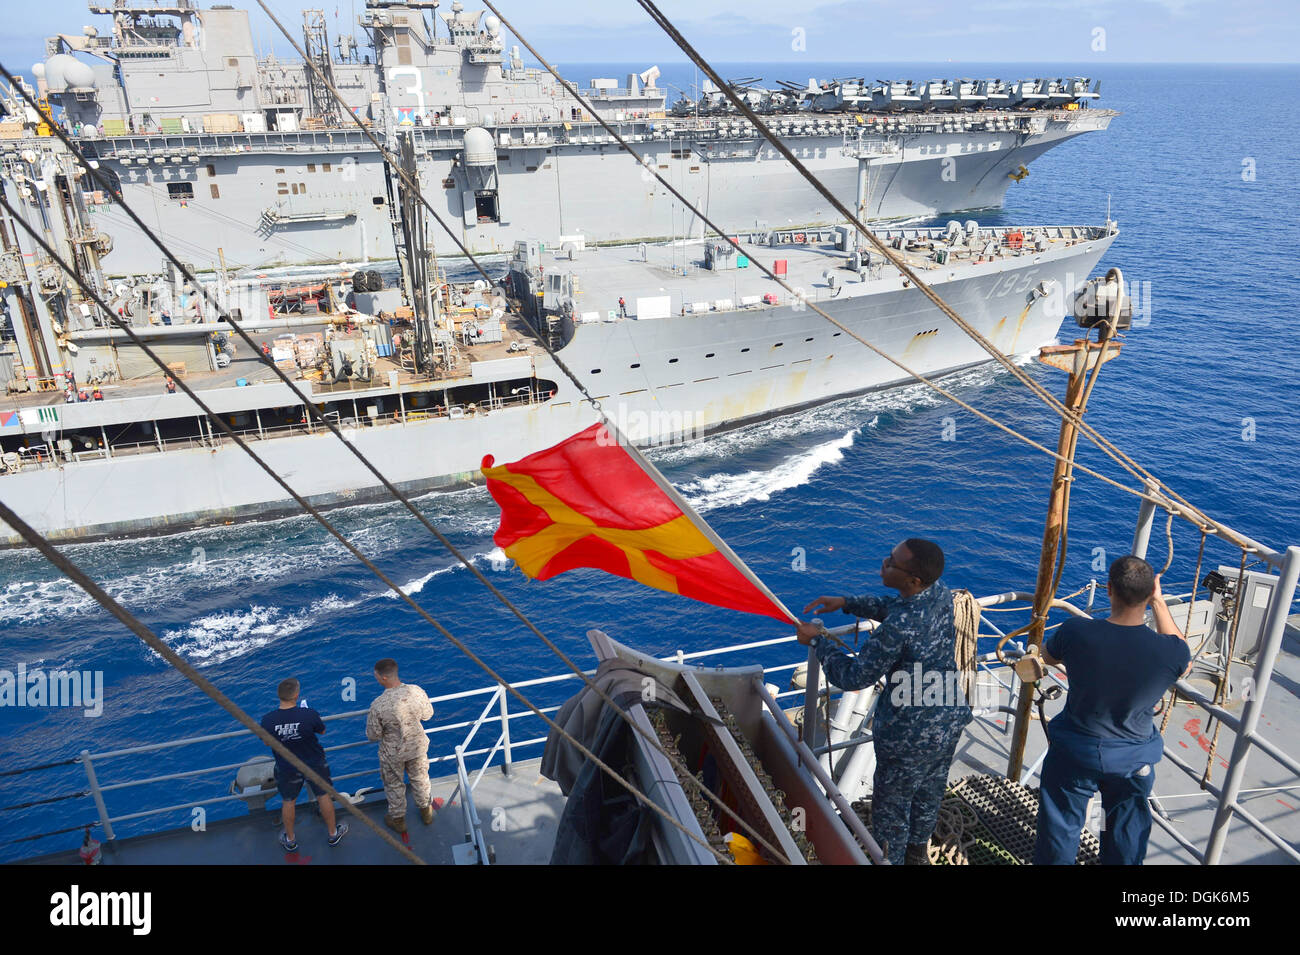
[63, 59, 95, 89]
[484, 15, 501, 35]
[44, 54, 81, 91]
[462, 127, 495, 166]
[31, 63, 45, 79]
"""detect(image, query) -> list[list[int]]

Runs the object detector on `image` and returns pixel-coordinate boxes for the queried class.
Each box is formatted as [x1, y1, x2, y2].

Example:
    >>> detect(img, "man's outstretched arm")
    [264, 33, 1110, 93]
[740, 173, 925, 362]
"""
[803, 593, 888, 622]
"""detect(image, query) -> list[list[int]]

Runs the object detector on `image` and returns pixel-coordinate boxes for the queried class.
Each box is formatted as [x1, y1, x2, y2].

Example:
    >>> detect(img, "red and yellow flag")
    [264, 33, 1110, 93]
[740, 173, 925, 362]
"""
[481, 424, 794, 624]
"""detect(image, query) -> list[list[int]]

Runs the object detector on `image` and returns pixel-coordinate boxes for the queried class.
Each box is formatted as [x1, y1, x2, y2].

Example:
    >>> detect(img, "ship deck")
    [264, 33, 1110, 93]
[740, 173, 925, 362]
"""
[1, 312, 544, 414]
[556, 225, 1104, 321]
[15, 614, 1300, 866]
[19, 758, 566, 866]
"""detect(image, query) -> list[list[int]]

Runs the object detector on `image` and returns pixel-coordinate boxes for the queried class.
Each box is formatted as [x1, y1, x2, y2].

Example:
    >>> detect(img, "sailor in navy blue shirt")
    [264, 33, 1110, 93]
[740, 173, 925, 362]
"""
[1032, 555, 1190, 865]
[798, 538, 972, 865]
[260, 678, 347, 851]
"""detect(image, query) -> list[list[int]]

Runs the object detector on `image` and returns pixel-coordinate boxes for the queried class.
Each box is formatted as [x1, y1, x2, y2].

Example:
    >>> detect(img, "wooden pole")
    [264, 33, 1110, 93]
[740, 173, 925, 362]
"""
[1006, 338, 1120, 779]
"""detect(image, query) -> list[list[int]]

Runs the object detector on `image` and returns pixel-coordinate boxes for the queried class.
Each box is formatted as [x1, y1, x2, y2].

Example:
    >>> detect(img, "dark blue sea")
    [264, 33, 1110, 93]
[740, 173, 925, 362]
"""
[2, 63, 1298, 861]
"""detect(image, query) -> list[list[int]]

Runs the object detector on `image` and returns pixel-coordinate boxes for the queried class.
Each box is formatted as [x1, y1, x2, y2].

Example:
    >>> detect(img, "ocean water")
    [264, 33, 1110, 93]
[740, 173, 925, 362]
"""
[2, 63, 1298, 861]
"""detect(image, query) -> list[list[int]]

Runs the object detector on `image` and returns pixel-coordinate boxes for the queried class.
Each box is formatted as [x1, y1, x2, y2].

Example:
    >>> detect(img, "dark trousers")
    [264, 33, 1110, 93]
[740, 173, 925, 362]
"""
[872, 733, 961, 865]
[1034, 731, 1160, 865]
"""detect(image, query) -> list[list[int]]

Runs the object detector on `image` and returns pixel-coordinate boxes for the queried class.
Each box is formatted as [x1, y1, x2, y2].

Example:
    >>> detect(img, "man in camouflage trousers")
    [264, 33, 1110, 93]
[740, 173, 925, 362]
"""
[366, 658, 436, 834]
[798, 538, 972, 865]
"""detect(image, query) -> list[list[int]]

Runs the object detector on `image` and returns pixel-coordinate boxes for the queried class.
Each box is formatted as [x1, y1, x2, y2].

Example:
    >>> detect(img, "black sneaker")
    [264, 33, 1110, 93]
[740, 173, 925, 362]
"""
[327, 821, 349, 847]
[279, 831, 298, 852]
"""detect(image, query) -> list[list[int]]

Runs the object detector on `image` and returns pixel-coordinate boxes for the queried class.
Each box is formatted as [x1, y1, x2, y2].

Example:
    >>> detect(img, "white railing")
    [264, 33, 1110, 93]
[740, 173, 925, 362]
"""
[5, 556, 1297, 865]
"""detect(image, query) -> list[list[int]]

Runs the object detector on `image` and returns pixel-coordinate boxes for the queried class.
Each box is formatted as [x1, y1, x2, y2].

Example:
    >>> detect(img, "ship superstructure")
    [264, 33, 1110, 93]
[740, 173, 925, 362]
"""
[18, 1, 1114, 274]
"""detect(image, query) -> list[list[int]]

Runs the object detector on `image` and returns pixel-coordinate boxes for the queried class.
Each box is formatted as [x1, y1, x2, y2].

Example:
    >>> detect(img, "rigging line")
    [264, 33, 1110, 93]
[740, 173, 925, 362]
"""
[103, 175, 331, 265]
[628, 0, 1236, 549]
[0, 504, 426, 865]
[631, 3, 1109, 425]
[474, 1, 1153, 508]
[77, 149, 335, 264]
[0, 197, 754, 867]
[250, 0, 1152, 534]
[214, 12, 801, 864]
[247, 0, 1164, 860]
[6, 38, 1168, 862]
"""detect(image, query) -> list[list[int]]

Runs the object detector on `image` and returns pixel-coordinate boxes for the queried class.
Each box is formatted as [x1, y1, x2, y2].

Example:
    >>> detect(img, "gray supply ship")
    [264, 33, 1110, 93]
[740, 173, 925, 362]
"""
[0, 129, 1119, 545]
[20, 0, 1114, 275]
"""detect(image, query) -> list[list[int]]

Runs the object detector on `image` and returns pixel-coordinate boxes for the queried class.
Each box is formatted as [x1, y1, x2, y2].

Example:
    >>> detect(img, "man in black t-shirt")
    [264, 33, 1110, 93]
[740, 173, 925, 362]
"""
[260, 678, 347, 851]
[1031, 556, 1191, 865]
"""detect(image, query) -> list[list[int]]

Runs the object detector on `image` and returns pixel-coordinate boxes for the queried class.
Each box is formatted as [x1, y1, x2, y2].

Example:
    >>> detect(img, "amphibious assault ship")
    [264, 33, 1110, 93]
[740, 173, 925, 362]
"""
[21, 0, 1114, 275]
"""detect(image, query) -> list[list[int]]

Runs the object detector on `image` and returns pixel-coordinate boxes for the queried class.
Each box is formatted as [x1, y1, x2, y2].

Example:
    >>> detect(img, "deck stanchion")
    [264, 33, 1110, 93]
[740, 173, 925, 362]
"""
[80, 749, 114, 842]
[498, 685, 512, 777]
[802, 644, 823, 752]
[1203, 545, 1300, 864]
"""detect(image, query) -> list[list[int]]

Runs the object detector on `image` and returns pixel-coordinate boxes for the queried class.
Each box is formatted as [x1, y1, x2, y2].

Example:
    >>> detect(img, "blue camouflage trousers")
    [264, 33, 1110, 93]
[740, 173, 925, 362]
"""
[872, 731, 962, 865]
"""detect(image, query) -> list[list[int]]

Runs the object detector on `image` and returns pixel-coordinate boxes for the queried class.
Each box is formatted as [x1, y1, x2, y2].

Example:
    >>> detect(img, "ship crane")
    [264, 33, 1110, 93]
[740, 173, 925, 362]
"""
[302, 9, 341, 128]
[384, 128, 445, 377]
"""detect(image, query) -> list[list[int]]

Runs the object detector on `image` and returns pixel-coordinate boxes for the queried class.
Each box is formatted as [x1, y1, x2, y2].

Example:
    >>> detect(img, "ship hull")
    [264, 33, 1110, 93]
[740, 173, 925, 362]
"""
[0, 231, 1114, 546]
[83, 117, 1109, 275]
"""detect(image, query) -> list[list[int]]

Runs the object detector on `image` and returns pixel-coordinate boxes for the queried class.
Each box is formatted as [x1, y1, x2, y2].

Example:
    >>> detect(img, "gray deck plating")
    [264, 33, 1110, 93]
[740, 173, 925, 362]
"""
[22, 759, 565, 866]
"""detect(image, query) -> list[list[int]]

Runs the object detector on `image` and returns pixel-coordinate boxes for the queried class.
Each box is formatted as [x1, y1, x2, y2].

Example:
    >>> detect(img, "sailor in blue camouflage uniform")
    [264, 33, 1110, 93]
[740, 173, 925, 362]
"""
[797, 538, 972, 865]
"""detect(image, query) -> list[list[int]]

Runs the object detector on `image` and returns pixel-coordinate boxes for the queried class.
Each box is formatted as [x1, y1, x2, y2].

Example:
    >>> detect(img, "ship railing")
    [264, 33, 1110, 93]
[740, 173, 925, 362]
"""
[0, 637, 845, 858]
[0, 589, 1077, 860]
[6, 542, 1296, 863]
[0, 390, 547, 475]
[795, 499, 1300, 866]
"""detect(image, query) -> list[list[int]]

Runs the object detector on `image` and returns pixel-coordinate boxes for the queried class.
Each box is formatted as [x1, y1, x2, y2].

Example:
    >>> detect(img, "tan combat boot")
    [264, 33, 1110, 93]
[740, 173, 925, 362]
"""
[384, 814, 407, 834]
[420, 803, 435, 825]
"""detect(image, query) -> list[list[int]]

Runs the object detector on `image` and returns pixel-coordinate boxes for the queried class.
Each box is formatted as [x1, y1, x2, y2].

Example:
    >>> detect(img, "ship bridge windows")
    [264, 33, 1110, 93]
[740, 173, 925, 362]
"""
[166, 182, 194, 201]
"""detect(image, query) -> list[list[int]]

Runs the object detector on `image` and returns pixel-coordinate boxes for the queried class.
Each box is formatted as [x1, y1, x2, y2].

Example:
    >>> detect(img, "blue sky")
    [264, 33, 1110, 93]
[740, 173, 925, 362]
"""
[1, 0, 1293, 68]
